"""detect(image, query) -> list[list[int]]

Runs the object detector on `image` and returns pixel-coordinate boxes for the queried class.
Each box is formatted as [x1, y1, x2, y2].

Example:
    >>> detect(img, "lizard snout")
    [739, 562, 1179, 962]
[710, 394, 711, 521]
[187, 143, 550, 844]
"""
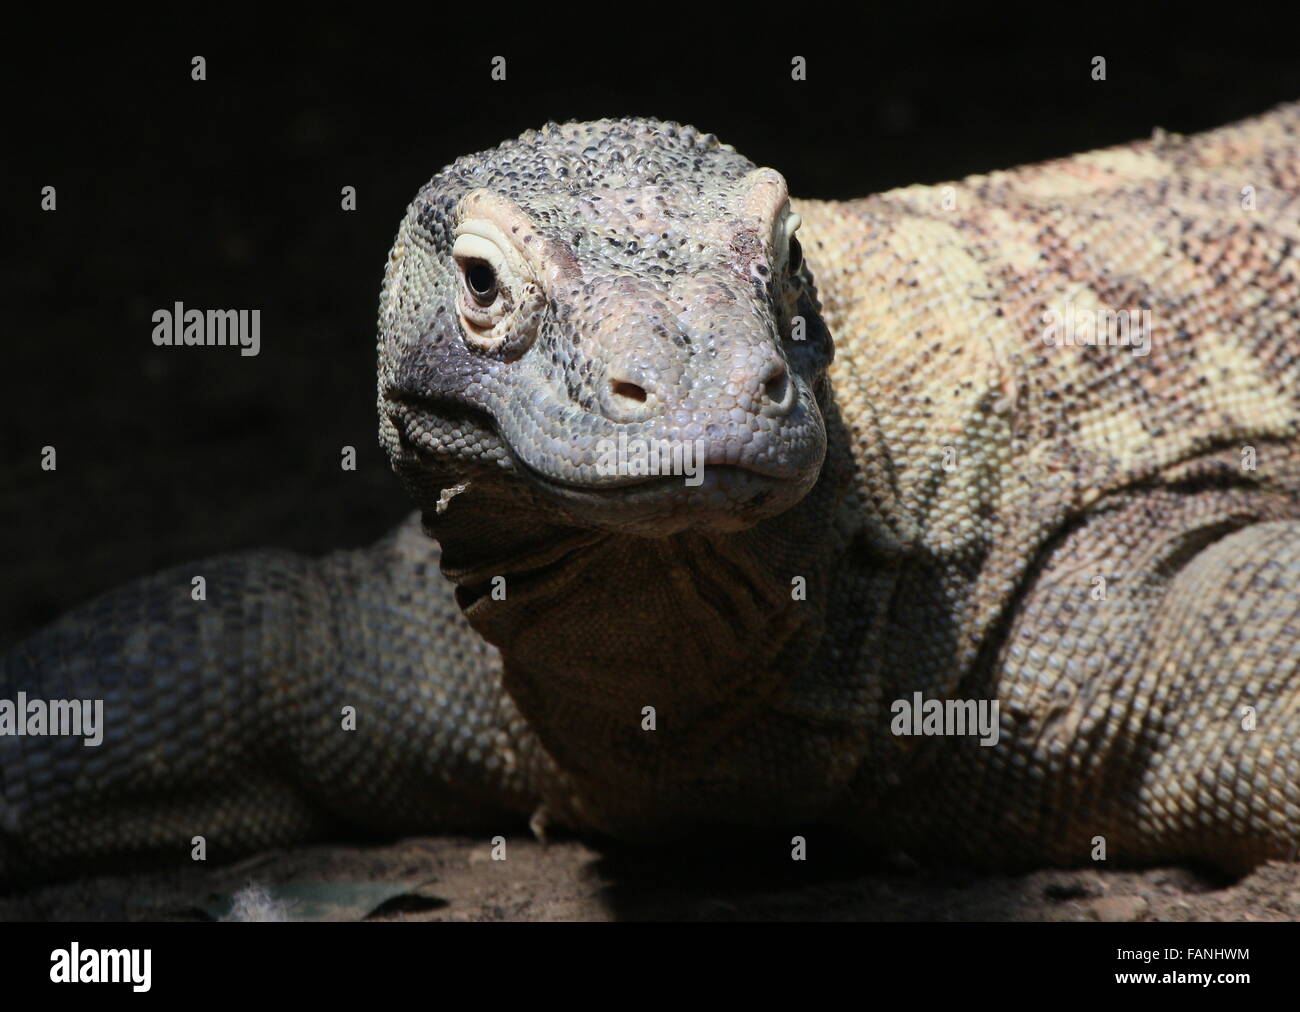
[596, 343, 795, 425]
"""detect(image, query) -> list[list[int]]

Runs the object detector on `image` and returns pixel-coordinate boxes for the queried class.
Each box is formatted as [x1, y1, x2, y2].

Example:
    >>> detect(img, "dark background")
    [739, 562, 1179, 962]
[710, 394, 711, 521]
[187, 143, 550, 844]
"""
[4, 13, 1299, 645]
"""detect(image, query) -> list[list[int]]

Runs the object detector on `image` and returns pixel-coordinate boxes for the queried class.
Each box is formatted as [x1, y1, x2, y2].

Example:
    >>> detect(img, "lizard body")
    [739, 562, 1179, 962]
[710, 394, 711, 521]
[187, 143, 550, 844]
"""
[3, 106, 1299, 882]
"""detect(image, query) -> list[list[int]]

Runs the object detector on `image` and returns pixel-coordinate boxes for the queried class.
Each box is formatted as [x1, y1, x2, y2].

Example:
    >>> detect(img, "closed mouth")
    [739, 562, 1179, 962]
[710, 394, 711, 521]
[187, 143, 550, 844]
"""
[386, 390, 820, 527]
[513, 450, 796, 493]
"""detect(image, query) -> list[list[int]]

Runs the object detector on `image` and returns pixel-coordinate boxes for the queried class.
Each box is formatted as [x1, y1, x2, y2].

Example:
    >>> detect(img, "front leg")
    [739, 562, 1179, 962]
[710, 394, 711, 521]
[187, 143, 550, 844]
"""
[877, 489, 1300, 872]
[1131, 519, 1300, 870]
[0, 514, 557, 885]
[987, 501, 1300, 871]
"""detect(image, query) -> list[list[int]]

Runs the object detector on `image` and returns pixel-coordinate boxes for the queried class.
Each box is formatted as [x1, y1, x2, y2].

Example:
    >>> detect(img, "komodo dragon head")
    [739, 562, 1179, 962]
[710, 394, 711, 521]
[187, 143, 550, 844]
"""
[376, 119, 844, 698]
[378, 118, 834, 542]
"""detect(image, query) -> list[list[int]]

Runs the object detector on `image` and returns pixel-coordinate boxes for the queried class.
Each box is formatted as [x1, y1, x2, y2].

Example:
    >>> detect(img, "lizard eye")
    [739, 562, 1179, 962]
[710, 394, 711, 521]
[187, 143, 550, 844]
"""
[464, 261, 498, 305]
[774, 210, 803, 278]
[451, 220, 542, 356]
[452, 230, 514, 331]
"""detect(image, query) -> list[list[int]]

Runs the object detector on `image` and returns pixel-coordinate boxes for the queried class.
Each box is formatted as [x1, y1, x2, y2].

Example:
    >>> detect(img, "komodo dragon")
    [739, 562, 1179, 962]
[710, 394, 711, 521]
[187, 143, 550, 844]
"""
[3, 106, 1300, 886]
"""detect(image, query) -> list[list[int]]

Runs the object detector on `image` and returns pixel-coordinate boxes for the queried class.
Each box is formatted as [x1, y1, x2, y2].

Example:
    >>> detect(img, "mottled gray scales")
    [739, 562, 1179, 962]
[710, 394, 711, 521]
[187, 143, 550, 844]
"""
[3, 106, 1300, 882]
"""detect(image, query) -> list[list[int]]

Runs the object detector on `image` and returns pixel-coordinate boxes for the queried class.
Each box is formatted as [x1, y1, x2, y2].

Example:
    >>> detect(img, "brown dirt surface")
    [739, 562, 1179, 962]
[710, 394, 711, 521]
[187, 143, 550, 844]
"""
[4, 837, 1300, 922]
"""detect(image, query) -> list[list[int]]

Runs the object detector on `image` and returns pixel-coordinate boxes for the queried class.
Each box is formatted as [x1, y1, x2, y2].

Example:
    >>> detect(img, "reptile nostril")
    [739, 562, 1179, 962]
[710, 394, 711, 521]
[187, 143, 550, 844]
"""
[763, 365, 789, 405]
[610, 379, 648, 404]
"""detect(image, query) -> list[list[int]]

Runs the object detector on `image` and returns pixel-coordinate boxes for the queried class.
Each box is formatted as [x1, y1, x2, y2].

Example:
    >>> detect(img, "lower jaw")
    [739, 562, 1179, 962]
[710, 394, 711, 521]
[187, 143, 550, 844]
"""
[528, 467, 817, 537]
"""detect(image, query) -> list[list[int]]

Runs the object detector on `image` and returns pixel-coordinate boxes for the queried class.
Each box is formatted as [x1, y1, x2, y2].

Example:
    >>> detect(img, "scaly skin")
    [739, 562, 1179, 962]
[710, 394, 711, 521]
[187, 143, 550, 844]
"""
[3, 106, 1299, 884]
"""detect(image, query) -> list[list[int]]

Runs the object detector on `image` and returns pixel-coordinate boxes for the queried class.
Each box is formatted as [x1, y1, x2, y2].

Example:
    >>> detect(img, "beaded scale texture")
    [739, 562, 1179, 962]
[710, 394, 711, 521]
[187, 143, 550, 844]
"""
[3, 107, 1300, 880]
